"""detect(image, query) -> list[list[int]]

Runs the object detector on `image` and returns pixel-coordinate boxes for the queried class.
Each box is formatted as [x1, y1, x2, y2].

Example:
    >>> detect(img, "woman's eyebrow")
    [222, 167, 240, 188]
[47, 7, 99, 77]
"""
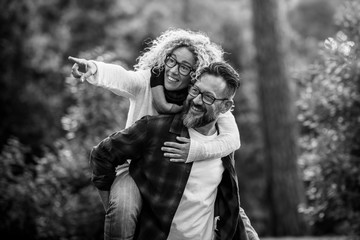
[170, 54, 193, 66]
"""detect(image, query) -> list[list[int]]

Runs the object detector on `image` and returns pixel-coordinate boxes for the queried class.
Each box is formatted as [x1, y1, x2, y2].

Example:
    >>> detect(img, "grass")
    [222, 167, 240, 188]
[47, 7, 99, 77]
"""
[262, 237, 352, 240]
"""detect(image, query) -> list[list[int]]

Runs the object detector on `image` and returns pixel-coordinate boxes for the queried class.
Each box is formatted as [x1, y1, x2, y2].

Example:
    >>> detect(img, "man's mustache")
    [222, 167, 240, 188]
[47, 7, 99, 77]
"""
[187, 100, 207, 113]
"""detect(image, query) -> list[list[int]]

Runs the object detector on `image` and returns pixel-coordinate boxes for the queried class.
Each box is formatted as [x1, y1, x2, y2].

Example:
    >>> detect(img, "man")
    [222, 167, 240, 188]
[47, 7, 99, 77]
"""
[70, 29, 241, 240]
[90, 62, 259, 240]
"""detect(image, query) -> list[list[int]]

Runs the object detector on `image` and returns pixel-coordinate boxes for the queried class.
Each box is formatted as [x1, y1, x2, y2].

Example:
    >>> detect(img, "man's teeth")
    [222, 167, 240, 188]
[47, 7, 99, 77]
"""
[191, 105, 203, 112]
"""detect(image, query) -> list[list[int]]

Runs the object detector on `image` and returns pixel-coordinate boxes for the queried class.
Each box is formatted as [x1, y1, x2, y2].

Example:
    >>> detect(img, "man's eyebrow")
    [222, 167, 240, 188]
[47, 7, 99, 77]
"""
[194, 84, 216, 96]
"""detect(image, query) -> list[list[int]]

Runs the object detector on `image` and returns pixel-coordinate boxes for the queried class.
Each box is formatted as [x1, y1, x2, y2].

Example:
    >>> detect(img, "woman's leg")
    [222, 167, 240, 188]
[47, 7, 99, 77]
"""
[104, 163, 142, 240]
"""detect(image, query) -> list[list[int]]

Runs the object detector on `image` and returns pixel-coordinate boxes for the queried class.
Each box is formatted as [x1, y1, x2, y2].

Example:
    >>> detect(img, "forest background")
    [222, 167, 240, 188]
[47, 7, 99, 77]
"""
[1, 0, 359, 239]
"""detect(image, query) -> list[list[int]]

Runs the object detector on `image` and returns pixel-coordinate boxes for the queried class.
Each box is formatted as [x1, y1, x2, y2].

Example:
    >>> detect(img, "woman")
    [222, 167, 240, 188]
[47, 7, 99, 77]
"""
[69, 28, 242, 239]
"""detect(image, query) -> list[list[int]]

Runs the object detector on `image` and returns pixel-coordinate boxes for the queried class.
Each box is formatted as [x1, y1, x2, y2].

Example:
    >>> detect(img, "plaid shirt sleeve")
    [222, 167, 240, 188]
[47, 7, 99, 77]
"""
[216, 153, 259, 240]
[89, 117, 148, 191]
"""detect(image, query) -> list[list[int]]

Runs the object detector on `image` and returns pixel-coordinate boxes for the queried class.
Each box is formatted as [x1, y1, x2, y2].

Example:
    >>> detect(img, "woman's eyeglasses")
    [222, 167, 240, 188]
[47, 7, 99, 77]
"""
[164, 55, 194, 76]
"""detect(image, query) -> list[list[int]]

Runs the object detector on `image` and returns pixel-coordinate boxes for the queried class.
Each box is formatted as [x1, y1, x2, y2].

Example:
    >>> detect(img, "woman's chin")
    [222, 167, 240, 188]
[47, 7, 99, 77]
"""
[164, 82, 179, 91]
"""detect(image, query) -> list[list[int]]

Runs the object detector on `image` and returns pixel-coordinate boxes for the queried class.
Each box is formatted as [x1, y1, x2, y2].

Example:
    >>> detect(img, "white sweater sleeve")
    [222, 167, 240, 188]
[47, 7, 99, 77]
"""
[186, 110, 241, 162]
[240, 207, 260, 240]
[86, 61, 150, 99]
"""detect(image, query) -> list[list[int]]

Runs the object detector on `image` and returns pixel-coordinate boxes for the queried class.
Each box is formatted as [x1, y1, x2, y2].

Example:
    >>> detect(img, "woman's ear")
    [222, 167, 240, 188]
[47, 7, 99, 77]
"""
[220, 100, 234, 113]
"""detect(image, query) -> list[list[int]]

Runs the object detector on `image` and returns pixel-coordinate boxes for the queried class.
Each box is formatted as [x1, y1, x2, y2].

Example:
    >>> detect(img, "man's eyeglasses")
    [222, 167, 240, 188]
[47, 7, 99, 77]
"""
[188, 85, 228, 105]
[164, 55, 194, 76]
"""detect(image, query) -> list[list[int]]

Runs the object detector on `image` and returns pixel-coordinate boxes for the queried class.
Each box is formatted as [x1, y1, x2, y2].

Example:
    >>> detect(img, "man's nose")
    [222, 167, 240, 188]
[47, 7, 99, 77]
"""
[192, 94, 203, 105]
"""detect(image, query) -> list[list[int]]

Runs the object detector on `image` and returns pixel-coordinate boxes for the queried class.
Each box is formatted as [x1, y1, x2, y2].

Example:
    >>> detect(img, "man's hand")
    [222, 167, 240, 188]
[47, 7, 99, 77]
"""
[161, 137, 190, 162]
[68, 56, 97, 82]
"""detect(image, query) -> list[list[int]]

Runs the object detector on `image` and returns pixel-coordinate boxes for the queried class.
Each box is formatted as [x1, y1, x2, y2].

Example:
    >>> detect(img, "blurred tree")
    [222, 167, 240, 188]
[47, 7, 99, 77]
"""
[252, 0, 307, 235]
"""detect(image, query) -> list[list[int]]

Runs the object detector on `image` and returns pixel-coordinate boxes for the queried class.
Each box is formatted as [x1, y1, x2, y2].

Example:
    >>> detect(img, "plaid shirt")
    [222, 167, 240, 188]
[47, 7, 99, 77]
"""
[90, 114, 250, 240]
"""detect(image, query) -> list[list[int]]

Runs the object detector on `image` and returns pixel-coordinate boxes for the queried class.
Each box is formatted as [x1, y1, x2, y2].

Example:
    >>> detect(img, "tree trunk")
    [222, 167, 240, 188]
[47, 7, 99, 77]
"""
[251, 0, 307, 236]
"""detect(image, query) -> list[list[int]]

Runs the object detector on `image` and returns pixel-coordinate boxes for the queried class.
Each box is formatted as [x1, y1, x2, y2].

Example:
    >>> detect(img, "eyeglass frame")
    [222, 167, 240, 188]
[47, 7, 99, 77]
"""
[188, 84, 229, 105]
[164, 55, 194, 76]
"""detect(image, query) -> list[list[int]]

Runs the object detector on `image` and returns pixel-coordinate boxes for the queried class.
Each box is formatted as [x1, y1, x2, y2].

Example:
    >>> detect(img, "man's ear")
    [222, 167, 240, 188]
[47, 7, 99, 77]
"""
[220, 100, 234, 113]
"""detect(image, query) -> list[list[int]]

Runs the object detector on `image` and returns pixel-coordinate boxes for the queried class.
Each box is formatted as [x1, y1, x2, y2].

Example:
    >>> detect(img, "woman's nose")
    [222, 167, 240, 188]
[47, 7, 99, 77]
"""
[169, 64, 180, 75]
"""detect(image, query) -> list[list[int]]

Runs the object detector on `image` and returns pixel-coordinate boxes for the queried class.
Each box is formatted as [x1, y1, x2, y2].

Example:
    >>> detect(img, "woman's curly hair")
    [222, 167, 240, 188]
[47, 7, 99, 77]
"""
[134, 28, 224, 79]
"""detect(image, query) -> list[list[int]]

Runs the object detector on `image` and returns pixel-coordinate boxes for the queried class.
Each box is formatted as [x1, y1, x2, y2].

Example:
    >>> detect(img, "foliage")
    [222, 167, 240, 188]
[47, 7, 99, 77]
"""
[296, 0, 360, 236]
[0, 0, 117, 153]
[1, 0, 354, 238]
[288, 0, 337, 40]
[0, 55, 130, 239]
[0, 0, 125, 238]
[0, 0, 67, 151]
[0, 138, 104, 239]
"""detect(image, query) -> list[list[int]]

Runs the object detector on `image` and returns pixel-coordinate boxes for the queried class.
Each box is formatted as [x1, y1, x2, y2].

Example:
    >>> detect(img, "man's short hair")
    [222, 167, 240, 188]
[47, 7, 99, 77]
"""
[197, 62, 241, 98]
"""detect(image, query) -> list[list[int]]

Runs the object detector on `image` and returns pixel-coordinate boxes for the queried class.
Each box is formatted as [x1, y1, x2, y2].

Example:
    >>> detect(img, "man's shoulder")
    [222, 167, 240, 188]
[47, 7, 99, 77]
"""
[138, 114, 176, 125]
[133, 114, 184, 135]
[140, 114, 174, 120]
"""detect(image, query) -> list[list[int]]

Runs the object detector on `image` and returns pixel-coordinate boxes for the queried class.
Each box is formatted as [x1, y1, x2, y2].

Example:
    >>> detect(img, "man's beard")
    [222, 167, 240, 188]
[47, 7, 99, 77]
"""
[182, 100, 217, 128]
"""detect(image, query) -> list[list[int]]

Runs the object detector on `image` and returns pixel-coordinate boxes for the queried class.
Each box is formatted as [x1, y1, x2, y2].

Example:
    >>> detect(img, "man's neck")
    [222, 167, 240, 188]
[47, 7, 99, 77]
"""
[193, 122, 217, 136]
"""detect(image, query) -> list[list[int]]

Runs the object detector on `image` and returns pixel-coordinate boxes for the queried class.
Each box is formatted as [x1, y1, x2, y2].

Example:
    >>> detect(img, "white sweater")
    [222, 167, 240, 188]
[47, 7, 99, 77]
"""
[88, 61, 240, 162]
